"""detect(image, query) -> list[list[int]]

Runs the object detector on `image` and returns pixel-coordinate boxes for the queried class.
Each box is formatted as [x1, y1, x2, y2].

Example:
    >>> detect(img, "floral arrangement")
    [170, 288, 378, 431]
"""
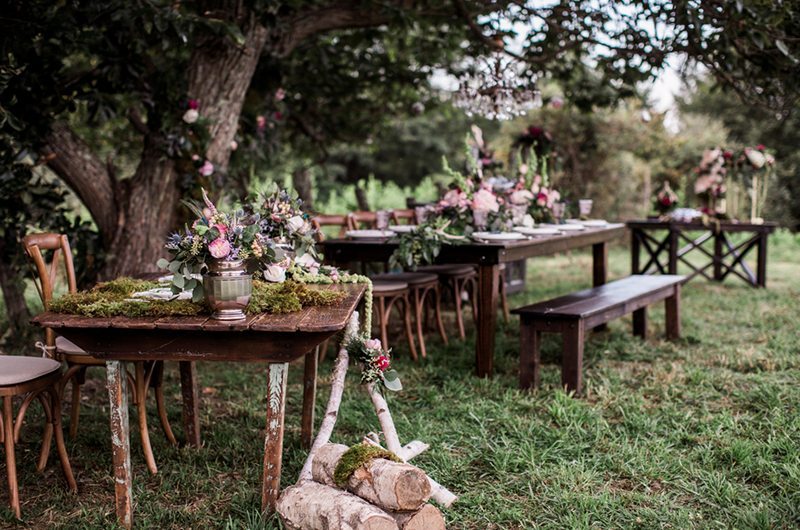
[346, 336, 402, 392]
[654, 181, 679, 215]
[736, 144, 776, 223]
[693, 148, 729, 216]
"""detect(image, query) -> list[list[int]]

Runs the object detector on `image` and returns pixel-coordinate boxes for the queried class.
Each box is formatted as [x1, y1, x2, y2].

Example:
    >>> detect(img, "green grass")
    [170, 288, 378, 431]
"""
[2, 231, 800, 529]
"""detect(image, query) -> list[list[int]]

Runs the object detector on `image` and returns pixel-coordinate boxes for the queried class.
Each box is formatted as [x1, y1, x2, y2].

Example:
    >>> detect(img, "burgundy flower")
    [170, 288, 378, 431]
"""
[756, 144, 765, 151]
[273, 111, 283, 121]
[723, 150, 733, 160]
[375, 355, 390, 371]
[527, 126, 544, 138]
[188, 99, 199, 110]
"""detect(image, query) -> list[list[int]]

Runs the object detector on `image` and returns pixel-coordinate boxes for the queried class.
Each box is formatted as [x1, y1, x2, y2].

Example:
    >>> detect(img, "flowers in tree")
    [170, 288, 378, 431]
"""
[183, 109, 199, 124]
[199, 160, 214, 177]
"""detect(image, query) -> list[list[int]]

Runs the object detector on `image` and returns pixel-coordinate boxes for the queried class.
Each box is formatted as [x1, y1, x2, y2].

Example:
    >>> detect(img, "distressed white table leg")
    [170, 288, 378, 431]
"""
[107, 360, 133, 529]
[261, 362, 288, 512]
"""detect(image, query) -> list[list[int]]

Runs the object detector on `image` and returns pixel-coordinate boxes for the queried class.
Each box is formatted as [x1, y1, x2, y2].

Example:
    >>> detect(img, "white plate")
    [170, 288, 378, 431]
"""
[345, 230, 394, 239]
[513, 227, 561, 236]
[388, 225, 417, 233]
[564, 219, 583, 224]
[472, 231, 527, 241]
[540, 223, 585, 231]
[582, 219, 608, 227]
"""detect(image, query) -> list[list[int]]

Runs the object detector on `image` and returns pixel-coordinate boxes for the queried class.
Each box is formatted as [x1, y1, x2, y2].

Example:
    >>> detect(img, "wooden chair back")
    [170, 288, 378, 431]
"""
[312, 214, 354, 241]
[350, 211, 377, 229]
[392, 209, 416, 225]
[23, 233, 78, 349]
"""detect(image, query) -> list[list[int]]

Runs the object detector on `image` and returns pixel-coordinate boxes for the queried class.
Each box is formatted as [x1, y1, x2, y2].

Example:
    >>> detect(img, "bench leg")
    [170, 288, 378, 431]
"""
[519, 319, 541, 390]
[561, 322, 585, 395]
[633, 307, 648, 339]
[665, 286, 681, 339]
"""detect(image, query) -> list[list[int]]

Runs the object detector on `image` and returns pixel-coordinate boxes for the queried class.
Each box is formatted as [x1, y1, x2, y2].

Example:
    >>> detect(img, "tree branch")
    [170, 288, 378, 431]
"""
[42, 122, 119, 245]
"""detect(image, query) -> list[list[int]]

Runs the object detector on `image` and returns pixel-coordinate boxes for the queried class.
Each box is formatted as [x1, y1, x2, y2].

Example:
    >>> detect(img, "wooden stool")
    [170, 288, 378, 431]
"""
[1, 355, 77, 519]
[371, 272, 447, 358]
[372, 281, 418, 360]
[416, 264, 478, 340]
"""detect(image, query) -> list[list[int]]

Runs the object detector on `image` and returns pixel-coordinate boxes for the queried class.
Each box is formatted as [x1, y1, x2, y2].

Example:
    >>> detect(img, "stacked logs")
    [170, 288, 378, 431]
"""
[278, 443, 446, 530]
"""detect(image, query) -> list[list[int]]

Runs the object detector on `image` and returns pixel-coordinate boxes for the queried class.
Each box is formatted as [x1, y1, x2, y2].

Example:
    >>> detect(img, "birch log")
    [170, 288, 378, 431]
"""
[277, 481, 398, 530]
[390, 504, 446, 530]
[298, 313, 360, 481]
[366, 383, 458, 508]
[312, 443, 431, 511]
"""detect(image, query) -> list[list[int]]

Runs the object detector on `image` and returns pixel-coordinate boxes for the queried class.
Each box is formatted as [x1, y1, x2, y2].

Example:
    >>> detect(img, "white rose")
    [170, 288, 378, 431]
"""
[182, 109, 199, 124]
[745, 148, 766, 169]
[286, 215, 306, 233]
[295, 253, 319, 269]
[263, 264, 286, 283]
[509, 189, 534, 205]
[522, 214, 535, 228]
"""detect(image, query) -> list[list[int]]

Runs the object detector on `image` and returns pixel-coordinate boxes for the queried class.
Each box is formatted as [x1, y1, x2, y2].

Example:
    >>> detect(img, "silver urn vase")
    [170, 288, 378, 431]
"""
[203, 259, 252, 320]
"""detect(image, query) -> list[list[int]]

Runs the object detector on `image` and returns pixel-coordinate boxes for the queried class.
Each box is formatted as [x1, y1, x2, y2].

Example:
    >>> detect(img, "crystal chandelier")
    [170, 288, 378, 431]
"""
[452, 52, 538, 120]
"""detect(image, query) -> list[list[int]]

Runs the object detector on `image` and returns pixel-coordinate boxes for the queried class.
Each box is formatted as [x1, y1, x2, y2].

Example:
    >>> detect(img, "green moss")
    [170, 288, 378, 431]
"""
[333, 443, 402, 487]
[49, 277, 345, 318]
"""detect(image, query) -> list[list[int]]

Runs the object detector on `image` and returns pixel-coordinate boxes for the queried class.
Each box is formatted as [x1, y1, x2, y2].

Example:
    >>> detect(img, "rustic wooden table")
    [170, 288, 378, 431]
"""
[320, 224, 626, 378]
[32, 283, 366, 529]
[626, 219, 777, 287]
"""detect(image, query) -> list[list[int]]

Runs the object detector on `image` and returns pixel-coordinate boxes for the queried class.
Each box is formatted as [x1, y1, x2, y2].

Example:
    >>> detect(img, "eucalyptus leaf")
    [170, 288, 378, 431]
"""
[156, 258, 169, 269]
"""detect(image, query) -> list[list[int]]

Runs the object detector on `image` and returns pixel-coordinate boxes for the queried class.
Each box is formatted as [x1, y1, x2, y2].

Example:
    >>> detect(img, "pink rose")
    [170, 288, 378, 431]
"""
[472, 188, 499, 213]
[441, 189, 467, 209]
[536, 191, 548, 206]
[256, 115, 266, 131]
[208, 238, 231, 259]
[365, 338, 383, 351]
[199, 160, 214, 176]
[274, 88, 286, 101]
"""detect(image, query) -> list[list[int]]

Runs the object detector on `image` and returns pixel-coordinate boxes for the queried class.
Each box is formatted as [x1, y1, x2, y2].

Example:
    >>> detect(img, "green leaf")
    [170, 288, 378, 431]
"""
[173, 274, 185, 289]
[168, 260, 182, 273]
[192, 284, 204, 303]
[382, 371, 402, 392]
[156, 258, 169, 270]
[775, 40, 798, 63]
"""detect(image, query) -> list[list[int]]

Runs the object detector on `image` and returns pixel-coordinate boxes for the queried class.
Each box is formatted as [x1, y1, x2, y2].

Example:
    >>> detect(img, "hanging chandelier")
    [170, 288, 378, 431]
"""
[452, 52, 539, 120]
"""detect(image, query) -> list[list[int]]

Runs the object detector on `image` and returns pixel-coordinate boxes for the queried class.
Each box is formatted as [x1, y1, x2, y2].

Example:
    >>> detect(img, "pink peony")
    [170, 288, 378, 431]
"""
[375, 355, 390, 371]
[199, 160, 214, 176]
[365, 338, 383, 351]
[509, 189, 534, 206]
[440, 189, 468, 210]
[472, 188, 500, 213]
[208, 238, 231, 259]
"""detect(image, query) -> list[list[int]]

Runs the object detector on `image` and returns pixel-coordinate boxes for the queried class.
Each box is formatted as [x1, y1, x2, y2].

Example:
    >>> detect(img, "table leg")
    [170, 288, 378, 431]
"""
[593, 242, 609, 331]
[668, 227, 679, 275]
[631, 229, 640, 274]
[262, 362, 289, 512]
[757, 232, 768, 288]
[476, 263, 499, 378]
[713, 233, 724, 281]
[179, 361, 201, 448]
[106, 361, 132, 529]
[301, 347, 318, 449]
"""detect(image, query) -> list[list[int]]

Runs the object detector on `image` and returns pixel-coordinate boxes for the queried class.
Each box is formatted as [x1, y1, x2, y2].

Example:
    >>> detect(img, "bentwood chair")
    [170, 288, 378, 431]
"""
[391, 209, 417, 225]
[416, 264, 479, 340]
[23, 233, 177, 475]
[349, 211, 378, 230]
[372, 281, 418, 360]
[312, 214, 354, 240]
[1, 354, 77, 519]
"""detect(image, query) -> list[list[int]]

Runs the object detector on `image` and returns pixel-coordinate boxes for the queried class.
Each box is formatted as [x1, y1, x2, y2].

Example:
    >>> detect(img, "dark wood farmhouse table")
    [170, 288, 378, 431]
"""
[32, 283, 366, 529]
[320, 224, 626, 378]
[626, 219, 777, 287]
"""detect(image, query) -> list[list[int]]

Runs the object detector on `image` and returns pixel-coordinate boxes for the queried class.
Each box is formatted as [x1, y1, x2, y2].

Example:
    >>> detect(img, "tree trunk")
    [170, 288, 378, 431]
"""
[278, 481, 398, 530]
[293, 166, 314, 208]
[312, 443, 432, 512]
[355, 184, 370, 211]
[0, 250, 30, 335]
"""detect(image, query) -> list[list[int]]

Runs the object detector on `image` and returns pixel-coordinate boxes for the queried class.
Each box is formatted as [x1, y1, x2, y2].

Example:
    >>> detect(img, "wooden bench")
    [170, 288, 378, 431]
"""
[511, 274, 685, 394]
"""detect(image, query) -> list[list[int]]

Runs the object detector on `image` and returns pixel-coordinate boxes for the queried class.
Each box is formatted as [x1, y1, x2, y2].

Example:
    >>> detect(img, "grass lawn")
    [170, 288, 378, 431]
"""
[2, 231, 799, 529]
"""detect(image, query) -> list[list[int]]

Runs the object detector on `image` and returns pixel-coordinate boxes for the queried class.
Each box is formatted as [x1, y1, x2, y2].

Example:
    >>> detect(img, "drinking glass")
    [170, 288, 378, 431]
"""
[552, 202, 566, 223]
[414, 206, 429, 224]
[376, 210, 391, 230]
[578, 199, 593, 218]
[473, 210, 488, 231]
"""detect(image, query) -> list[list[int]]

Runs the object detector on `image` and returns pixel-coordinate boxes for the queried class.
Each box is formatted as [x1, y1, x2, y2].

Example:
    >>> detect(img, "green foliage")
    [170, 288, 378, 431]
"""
[333, 443, 402, 488]
[389, 218, 466, 270]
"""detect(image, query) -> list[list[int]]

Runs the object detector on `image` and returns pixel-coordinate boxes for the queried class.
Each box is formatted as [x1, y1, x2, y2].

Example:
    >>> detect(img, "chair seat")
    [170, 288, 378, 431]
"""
[416, 264, 476, 276]
[0, 355, 61, 386]
[371, 272, 438, 287]
[56, 335, 85, 355]
[372, 280, 409, 294]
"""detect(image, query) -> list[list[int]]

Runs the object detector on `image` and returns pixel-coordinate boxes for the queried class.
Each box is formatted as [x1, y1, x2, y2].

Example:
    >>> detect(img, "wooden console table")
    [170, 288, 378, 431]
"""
[627, 219, 777, 287]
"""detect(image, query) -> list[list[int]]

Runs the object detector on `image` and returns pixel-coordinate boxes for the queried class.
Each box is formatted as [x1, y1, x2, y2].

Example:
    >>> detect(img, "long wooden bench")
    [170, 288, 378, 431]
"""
[511, 274, 685, 395]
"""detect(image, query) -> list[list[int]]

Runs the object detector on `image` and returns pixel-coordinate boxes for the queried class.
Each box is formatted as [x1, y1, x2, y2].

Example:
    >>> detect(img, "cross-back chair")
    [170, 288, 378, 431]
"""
[23, 233, 177, 475]
[349, 211, 378, 230]
[312, 214, 354, 241]
[391, 209, 416, 225]
[1, 354, 77, 519]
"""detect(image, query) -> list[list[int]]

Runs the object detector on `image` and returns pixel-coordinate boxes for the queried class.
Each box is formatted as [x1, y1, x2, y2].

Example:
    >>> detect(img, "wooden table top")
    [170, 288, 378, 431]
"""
[321, 224, 626, 264]
[626, 219, 778, 232]
[31, 283, 367, 362]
